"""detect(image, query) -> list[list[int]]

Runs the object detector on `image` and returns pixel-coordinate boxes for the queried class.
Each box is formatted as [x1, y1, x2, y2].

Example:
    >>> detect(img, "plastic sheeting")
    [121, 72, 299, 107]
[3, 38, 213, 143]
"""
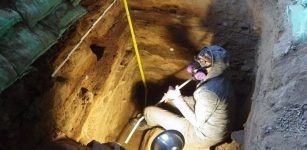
[41, 2, 87, 37]
[0, 1, 87, 92]
[15, 0, 63, 27]
[300, 0, 307, 5]
[70, 0, 82, 6]
[287, 2, 307, 41]
[0, 55, 18, 92]
[0, 25, 57, 74]
[0, 9, 22, 37]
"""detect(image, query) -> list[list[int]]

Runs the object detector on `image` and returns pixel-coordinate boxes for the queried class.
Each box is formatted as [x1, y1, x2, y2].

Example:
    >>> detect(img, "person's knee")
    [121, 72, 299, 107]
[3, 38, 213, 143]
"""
[144, 106, 161, 126]
[144, 106, 157, 115]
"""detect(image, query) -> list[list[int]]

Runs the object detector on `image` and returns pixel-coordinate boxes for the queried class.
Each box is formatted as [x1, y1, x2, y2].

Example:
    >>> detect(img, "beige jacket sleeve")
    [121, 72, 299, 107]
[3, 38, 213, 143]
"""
[172, 89, 220, 128]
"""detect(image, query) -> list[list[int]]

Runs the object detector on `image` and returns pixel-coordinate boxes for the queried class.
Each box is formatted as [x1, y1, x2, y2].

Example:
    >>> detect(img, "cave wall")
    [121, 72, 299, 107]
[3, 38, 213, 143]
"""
[245, 0, 307, 149]
[49, 0, 206, 145]
[49, 1, 137, 144]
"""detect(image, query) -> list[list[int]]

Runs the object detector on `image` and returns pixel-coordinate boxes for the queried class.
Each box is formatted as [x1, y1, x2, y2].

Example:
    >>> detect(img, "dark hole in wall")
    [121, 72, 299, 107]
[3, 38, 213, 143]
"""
[90, 44, 105, 60]
[80, 87, 89, 96]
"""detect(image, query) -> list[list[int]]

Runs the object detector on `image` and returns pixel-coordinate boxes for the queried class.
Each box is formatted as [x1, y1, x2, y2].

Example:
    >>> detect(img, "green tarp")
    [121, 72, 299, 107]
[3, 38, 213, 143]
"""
[70, 0, 82, 6]
[0, 1, 87, 93]
[300, 0, 307, 6]
[0, 25, 57, 74]
[0, 54, 18, 92]
[41, 2, 87, 36]
[287, 2, 307, 41]
[0, 9, 22, 37]
[15, 0, 63, 27]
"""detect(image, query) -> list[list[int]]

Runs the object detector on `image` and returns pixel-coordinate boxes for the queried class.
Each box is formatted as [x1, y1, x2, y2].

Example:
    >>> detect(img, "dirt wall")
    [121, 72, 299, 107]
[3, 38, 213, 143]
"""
[245, 0, 307, 149]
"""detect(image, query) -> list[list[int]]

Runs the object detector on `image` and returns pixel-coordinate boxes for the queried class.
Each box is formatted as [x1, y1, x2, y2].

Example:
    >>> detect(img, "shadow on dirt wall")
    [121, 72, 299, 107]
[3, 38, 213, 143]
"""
[203, 0, 259, 130]
[132, 75, 197, 112]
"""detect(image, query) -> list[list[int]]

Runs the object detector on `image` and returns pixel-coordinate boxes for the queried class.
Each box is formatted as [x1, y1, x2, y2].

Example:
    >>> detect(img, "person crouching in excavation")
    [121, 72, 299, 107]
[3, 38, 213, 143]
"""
[142, 45, 234, 148]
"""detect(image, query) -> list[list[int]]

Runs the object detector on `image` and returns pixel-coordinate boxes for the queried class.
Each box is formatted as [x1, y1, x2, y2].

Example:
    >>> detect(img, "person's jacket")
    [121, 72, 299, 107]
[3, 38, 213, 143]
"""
[173, 46, 233, 144]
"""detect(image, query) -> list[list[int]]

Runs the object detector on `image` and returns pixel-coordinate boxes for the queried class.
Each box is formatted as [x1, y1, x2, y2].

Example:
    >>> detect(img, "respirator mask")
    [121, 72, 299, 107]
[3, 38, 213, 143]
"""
[186, 61, 207, 80]
[186, 47, 213, 80]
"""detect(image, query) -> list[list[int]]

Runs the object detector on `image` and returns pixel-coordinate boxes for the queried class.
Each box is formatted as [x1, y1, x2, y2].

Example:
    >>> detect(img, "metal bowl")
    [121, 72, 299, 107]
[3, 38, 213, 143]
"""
[151, 130, 185, 150]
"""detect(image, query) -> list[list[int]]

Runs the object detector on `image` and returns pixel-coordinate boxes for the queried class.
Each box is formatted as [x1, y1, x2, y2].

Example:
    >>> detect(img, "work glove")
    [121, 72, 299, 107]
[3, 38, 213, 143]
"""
[162, 85, 182, 103]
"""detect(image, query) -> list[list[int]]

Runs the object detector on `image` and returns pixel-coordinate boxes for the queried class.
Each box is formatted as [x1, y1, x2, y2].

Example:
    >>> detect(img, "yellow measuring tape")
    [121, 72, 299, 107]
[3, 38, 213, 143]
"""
[123, 0, 148, 106]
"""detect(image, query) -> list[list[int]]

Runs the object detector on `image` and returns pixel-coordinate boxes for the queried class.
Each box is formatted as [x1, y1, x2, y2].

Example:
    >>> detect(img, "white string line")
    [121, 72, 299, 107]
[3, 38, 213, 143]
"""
[124, 116, 145, 144]
[52, 0, 117, 77]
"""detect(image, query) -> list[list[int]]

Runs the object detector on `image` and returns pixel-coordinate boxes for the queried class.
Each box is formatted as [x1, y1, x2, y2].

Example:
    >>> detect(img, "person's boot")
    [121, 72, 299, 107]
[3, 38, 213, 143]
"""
[129, 114, 152, 131]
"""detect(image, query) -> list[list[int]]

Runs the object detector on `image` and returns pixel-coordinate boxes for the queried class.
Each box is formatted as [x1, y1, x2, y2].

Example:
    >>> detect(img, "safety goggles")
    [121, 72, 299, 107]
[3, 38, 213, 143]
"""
[194, 55, 212, 68]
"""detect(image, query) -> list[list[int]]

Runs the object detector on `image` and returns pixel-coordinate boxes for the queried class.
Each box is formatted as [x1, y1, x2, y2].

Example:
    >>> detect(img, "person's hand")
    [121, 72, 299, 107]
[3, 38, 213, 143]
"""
[162, 85, 181, 103]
